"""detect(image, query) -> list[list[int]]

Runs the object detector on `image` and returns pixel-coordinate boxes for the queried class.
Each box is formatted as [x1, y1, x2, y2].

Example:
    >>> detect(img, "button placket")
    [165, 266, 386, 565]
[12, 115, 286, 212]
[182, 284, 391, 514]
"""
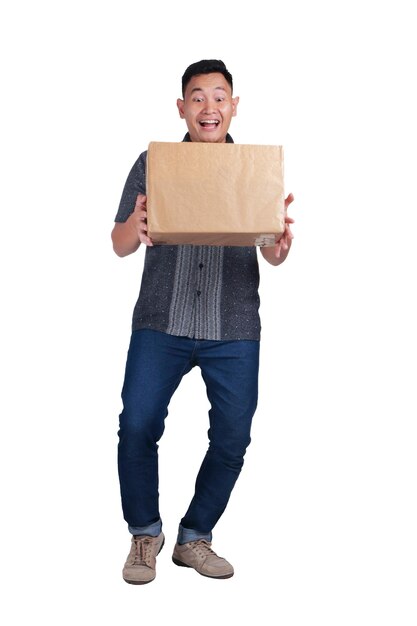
[194, 251, 205, 337]
[197, 258, 204, 297]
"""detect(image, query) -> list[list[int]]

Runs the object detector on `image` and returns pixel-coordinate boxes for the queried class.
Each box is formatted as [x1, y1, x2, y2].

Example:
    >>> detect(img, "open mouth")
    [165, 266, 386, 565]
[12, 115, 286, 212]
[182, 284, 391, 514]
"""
[199, 119, 220, 129]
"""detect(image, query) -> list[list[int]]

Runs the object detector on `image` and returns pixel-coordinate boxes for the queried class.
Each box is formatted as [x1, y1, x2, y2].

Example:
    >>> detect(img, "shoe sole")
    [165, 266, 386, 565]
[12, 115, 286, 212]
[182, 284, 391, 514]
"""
[124, 578, 154, 585]
[172, 556, 234, 579]
[123, 538, 165, 585]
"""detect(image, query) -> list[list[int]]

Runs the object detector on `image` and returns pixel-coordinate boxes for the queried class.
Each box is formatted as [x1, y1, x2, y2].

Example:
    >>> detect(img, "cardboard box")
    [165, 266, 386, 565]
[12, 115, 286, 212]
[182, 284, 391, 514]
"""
[146, 141, 285, 246]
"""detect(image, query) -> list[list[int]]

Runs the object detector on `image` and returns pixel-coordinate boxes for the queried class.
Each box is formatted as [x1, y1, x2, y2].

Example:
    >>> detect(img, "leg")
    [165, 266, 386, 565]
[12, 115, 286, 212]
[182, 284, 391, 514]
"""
[118, 329, 194, 532]
[179, 339, 259, 538]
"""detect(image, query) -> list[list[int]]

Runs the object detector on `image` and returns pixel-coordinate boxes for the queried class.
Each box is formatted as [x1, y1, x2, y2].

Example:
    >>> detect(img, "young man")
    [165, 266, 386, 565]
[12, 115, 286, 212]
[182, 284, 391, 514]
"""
[112, 60, 294, 584]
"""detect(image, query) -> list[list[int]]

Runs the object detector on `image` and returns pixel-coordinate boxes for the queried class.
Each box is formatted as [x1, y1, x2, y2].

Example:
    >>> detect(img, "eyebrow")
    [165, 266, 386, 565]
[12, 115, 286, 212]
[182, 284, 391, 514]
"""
[190, 86, 227, 94]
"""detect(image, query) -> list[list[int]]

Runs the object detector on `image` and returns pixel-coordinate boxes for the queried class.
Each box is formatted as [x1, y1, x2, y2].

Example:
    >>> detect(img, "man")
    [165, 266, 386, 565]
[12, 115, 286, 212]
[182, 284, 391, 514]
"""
[112, 60, 294, 584]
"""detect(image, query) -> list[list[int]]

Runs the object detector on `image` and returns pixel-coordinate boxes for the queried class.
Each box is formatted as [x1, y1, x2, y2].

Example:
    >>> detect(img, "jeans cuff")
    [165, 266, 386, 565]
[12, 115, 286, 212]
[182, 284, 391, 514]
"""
[128, 519, 162, 537]
[177, 524, 212, 545]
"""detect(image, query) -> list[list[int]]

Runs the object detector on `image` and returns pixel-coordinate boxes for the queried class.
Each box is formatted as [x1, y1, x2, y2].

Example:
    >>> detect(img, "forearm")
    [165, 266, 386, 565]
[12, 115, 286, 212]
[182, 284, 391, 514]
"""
[111, 217, 141, 257]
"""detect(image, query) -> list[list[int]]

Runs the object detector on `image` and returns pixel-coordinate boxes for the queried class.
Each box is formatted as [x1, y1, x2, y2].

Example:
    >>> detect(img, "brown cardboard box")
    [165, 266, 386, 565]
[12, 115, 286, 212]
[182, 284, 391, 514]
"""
[146, 141, 285, 246]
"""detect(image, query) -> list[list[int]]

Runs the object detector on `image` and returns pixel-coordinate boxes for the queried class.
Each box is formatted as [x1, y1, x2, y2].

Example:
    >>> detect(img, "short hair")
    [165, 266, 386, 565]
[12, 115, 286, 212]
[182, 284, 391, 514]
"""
[181, 59, 233, 96]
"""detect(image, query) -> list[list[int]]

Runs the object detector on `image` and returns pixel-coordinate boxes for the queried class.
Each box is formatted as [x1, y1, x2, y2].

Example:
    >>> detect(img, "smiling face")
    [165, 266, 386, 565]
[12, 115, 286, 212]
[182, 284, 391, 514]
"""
[177, 72, 239, 143]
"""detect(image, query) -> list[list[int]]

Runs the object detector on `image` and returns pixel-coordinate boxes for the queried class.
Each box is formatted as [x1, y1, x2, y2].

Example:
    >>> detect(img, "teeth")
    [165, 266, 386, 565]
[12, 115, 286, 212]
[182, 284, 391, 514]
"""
[200, 120, 219, 125]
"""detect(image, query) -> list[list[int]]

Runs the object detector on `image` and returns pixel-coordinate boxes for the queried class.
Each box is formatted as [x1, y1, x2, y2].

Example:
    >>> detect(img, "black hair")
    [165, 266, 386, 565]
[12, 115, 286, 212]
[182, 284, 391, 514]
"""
[181, 59, 233, 96]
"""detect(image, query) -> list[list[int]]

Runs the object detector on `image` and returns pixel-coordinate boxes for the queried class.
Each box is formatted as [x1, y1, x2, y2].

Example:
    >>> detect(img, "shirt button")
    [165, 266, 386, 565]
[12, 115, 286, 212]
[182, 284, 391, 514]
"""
[197, 290, 201, 296]
[199, 263, 204, 269]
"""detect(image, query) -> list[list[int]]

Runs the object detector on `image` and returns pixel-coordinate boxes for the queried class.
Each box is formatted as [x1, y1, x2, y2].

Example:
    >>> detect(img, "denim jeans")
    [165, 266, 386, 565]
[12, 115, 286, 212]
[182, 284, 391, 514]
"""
[117, 329, 259, 542]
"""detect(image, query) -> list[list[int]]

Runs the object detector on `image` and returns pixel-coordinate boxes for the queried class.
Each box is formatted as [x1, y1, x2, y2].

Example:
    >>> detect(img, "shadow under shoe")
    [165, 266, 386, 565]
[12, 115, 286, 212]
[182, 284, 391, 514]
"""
[123, 532, 165, 585]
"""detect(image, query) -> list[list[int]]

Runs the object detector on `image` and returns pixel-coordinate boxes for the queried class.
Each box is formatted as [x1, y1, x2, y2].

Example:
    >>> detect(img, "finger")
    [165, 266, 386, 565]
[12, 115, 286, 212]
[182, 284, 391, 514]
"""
[285, 192, 294, 210]
[140, 234, 153, 246]
[275, 233, 292, 257]
[275, 238, 285, 255]
[135, 194, 147, 208]
[285, 216, 295, 224]
[286, 225, 294, 239]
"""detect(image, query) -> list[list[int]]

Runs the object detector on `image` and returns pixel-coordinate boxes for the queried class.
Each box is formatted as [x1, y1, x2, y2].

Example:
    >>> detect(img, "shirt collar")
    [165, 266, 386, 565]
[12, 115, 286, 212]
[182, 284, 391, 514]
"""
[182, 132, 234, 144]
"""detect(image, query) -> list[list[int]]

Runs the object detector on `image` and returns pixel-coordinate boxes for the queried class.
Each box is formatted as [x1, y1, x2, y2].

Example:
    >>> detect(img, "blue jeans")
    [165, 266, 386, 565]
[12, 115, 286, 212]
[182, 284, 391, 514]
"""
[117, 329, 259, 543]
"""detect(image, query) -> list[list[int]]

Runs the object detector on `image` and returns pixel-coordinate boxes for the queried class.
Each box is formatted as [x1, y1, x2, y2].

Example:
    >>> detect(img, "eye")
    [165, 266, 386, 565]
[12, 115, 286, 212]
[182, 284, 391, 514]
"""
[193, 97, 204, 102]
[215, 97, 225, 102]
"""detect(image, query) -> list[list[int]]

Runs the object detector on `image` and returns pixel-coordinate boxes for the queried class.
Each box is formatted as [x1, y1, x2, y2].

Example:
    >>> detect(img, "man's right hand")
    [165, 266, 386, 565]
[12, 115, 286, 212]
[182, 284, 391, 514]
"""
[133, 194, 153, 247]
[111, 193, 154, 257]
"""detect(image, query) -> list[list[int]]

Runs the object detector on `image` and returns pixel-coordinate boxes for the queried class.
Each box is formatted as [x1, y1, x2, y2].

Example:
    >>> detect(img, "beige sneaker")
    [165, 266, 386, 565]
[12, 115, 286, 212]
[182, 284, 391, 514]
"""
[172, 539, 234, 579]
[122, 532, 165, 585]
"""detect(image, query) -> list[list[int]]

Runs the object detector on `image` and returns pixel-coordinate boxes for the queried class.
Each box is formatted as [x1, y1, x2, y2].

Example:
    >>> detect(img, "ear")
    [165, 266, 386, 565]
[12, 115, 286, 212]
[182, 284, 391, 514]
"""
[177, 98, 185, 119]
[232, 96, 239, 117]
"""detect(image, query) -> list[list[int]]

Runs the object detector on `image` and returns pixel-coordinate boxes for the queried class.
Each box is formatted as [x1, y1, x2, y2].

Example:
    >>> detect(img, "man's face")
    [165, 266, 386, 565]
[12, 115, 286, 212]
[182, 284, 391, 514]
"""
[177, 72, 239, 143]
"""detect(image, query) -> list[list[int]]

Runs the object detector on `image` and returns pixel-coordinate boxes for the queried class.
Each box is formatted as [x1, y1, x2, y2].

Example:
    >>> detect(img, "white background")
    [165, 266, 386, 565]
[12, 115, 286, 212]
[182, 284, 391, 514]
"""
[1, 0, 416, 624]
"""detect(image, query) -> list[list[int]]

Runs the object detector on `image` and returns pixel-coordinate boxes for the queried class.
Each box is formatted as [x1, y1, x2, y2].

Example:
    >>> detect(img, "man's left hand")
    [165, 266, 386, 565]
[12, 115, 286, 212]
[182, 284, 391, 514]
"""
[274, 192, 294, 259]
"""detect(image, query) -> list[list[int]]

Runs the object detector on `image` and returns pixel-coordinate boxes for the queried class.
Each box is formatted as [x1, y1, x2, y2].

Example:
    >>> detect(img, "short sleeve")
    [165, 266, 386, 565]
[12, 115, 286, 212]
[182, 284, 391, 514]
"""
[114, 151, 147, 222]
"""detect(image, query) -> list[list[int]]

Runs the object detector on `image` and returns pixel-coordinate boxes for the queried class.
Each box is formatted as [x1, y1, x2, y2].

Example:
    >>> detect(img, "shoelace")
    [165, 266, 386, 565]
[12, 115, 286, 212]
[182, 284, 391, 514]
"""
[189, 540, 217, 558]
[132, 536, 154, 566]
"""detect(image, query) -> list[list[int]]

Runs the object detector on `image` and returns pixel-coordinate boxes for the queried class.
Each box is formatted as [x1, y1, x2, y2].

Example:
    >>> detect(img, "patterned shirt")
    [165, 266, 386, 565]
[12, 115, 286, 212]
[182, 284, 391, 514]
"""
[115, 134, 261, 341]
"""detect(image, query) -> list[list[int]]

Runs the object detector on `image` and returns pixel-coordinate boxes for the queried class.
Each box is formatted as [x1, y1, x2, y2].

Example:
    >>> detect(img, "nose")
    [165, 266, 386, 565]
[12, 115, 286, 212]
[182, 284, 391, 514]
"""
[202, 98, 217, 114]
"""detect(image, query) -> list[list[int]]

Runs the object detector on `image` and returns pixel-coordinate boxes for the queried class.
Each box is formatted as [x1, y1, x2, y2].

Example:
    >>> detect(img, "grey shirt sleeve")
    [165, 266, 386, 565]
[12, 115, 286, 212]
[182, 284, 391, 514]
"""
[114, 150, 148, 222]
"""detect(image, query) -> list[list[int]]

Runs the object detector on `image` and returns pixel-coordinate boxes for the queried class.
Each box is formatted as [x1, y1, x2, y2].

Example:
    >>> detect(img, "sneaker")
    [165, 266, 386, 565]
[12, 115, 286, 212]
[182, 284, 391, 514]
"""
[122, 532, 165, 585]
[172, 539, 234, 579]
